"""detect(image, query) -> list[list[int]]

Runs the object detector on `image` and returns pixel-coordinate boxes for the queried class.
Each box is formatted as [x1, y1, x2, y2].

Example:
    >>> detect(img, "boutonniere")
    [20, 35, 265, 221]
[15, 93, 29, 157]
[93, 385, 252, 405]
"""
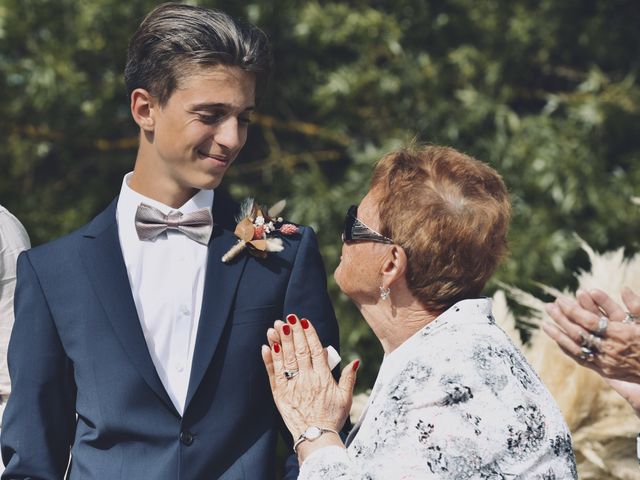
[222, 198, 300, 263]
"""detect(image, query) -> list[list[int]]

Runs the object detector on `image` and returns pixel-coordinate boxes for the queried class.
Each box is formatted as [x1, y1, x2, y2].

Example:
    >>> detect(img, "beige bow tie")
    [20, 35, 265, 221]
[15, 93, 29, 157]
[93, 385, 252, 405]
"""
[134, 203, 213, 245]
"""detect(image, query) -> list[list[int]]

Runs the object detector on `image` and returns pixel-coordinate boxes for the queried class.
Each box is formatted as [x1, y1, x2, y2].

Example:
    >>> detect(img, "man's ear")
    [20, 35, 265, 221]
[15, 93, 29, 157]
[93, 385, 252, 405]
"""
[130, 88, 156, 132]
[380, 245, 407, 289]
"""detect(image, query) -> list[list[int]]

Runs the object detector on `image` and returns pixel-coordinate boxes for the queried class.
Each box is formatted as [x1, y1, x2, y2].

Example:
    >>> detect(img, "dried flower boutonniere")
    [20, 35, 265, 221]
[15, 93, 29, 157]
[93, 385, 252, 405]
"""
[222, 198, 300, 263]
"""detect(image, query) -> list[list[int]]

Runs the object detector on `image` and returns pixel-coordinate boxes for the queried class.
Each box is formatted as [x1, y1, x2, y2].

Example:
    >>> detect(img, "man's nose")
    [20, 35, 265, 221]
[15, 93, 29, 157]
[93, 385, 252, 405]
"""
[214, 117, 243, 151]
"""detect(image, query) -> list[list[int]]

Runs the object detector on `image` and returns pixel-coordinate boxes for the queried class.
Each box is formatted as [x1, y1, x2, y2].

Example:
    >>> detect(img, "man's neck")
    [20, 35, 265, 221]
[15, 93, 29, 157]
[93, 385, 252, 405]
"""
[129, 160, 198, 209]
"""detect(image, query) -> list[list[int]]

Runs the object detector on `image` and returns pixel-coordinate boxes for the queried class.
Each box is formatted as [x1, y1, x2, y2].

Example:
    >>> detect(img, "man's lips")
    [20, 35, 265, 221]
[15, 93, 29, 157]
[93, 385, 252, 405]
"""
[198, 152, 229, 163]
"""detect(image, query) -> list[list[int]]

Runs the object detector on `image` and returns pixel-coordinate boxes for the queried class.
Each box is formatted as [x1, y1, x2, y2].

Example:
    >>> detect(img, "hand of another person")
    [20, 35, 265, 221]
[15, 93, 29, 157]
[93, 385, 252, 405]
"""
[544, 287, 640, 384]
[261, 314, 359, 458]
[604, 378, 640, 417]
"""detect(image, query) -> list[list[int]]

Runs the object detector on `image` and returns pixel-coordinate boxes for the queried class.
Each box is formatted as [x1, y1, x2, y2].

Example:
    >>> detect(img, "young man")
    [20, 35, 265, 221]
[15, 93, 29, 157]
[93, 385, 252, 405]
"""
[1, 4, 339, 479]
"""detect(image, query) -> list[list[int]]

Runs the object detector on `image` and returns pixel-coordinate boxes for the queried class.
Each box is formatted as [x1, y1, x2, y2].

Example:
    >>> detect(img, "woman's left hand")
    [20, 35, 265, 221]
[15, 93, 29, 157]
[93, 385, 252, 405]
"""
[543, 287, 640, 384]
[261, 314, 359, 452]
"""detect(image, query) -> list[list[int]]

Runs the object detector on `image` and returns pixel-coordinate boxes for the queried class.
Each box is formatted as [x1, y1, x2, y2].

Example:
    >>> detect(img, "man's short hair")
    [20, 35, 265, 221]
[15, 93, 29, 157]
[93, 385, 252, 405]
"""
[124, 3, 272, 105]
[371, 145, 511, 313]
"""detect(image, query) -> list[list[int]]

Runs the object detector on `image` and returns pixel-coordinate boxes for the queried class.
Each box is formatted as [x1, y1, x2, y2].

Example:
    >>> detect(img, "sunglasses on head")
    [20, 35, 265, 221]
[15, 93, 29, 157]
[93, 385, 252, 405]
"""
[341, 205, 394, 244]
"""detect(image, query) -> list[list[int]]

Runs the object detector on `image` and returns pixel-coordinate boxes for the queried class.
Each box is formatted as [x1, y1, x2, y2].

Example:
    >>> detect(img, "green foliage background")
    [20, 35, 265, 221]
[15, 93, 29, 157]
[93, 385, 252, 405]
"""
[1, 0, 639, 389]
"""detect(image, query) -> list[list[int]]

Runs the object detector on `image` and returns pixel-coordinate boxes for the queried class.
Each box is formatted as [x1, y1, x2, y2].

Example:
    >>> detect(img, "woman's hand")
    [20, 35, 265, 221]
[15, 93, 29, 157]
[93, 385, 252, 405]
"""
[543, 287, 640, 384]
[604, 378, 640, 417]
[261, 314, 359, 459]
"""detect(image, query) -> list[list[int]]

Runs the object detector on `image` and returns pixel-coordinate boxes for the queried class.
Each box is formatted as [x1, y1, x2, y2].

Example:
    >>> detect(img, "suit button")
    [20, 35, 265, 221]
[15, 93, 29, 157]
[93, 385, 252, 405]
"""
[180, 430, 194, 446]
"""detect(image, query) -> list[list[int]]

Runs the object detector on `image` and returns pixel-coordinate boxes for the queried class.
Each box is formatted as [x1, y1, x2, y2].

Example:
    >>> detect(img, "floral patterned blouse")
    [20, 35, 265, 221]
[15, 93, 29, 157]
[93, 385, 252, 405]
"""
[299, 299, 577, 480]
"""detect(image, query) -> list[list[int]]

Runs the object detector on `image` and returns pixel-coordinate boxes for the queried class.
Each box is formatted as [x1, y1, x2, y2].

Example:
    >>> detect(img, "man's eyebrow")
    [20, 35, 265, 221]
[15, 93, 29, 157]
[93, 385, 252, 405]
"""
[189, 102, 255, 111]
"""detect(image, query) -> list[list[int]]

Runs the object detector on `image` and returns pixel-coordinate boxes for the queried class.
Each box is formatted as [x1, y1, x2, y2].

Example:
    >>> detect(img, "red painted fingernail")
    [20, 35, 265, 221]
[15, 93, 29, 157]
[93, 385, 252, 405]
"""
[301, 319, 309, 329]
[353, 360, 360, 371]
[273, 343, 280, 353]
[283, 324, 291, 336]
[287, 314, 297, 324]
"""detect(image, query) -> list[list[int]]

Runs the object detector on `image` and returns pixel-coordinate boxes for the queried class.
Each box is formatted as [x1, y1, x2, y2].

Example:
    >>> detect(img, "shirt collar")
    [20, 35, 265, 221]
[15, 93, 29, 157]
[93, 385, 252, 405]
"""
[382, 298, 493, 368]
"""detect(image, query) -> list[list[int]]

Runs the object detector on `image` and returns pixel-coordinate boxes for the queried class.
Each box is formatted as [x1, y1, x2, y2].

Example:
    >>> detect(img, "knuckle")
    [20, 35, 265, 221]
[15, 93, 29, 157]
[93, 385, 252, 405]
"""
[628, 299, 640, 313]
[311, 352, 325, 362]
[295, 347, 309, 357]
[567, 304, 581, 318]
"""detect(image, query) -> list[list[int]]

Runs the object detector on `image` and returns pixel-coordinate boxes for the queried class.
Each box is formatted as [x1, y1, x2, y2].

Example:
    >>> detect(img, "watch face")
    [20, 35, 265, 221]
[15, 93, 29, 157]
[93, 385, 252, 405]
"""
[305, 426, 322, 440]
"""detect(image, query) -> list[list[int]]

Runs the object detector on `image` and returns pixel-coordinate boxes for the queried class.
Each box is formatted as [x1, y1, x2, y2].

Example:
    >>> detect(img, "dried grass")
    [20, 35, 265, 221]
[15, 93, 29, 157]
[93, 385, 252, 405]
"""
[495, 238, 640, 479]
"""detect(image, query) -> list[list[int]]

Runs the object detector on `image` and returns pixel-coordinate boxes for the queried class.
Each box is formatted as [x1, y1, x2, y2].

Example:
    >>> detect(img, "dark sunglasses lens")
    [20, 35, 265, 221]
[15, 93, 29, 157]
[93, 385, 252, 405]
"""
[342, 205, 357, 242]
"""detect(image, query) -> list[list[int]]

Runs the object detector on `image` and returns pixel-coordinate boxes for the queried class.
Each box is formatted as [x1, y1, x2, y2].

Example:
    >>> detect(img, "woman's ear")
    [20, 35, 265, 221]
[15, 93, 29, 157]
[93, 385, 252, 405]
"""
[130, 88, 156, 132]
[380, 245, 407, 289]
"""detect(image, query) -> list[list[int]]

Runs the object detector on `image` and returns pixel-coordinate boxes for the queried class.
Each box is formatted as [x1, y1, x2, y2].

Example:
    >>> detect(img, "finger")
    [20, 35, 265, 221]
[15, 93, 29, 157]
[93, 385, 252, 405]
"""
[543, 322, 602, 372]
[287, 314, 312, 371]
[576, 289, 601, 315]
[270, 340, 287, 387]
[545, 301, 591, 345]
[556, 296, 601, 333]
[588, 288, 626, 322]
[261, 345, 276, 392]
[275, 319, 298, 372]
[338, 359, 360, 396]
[556, 343, 594, 370]
[544, 302, 563, 323]
[622, 287, 640, 316]
[542, 322, 580, 355]
[267, 327, 281, 349]
[300, 318, 330, 370]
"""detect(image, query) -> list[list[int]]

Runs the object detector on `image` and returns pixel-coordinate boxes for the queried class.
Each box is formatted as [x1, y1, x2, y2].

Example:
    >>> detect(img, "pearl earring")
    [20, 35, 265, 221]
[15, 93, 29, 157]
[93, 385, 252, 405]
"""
[379, 286, 391, 300]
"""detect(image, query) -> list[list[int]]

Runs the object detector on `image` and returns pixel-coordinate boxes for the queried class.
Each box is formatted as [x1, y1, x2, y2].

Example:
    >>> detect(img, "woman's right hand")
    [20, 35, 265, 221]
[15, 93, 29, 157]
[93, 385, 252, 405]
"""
[261, 314, 358, 461]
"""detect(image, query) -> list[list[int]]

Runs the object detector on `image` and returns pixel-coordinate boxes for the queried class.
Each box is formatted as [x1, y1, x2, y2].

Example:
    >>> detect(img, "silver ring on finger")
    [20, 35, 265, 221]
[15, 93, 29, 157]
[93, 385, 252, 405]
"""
[580, 346, 596, 362]
[588, 334, 601, 351]
[579, 330, 592, 348]
[592, 335, 603, 350]
[624, 312, 640, 324]
[595, 315, 608, 337]
[283, 369, 299, 380]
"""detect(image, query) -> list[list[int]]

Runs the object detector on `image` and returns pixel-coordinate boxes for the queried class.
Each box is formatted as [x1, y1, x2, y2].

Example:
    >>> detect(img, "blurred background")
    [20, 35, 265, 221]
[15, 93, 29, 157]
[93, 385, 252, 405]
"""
[1, 0, 639, 392]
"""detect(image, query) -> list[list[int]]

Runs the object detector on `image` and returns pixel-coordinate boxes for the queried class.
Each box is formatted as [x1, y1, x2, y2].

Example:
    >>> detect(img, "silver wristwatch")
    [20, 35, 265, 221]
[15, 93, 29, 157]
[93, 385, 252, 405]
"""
[293, 426, 339, 453]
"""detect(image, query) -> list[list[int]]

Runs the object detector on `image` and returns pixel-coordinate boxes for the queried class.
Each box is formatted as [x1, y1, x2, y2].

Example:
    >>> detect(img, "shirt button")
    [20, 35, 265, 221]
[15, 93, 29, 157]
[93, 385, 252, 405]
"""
[180, 430, 194, 446]
[175, 363, 184, 372]
[179, 305, 190, 316]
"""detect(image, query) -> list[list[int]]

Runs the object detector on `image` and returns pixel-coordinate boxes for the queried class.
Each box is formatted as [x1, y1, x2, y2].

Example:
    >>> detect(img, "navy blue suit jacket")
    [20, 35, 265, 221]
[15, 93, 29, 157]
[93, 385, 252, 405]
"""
[1, 194, 339, 479]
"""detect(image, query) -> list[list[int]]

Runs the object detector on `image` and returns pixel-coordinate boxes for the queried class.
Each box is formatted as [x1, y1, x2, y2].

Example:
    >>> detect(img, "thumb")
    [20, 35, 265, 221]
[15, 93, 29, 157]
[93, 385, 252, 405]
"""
[338, 359, 360, 395]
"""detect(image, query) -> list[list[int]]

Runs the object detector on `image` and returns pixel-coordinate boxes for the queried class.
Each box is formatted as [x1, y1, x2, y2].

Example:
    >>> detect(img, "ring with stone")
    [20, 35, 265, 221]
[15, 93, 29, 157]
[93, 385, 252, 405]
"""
[588, 334, 601, 351]
[283, 369, 299, 380]
[580, 346, 596, 362]
[595, 315, 608, 337]
[624, 312, 640, 324]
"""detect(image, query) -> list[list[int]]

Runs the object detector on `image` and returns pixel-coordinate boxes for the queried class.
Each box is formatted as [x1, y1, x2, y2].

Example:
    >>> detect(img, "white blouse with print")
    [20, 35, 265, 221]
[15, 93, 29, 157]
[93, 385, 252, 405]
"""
[299, 299, 577, 480]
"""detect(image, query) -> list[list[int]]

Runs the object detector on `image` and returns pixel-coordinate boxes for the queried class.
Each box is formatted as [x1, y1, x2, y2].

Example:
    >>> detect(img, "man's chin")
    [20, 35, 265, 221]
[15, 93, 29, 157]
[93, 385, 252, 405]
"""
[187, 171, 226, 191]
[200, 176, 224, 190]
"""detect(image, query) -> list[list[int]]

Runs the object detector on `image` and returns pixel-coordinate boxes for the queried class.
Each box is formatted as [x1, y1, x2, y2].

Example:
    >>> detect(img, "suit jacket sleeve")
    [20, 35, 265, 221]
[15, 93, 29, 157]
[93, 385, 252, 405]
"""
[280, 226, 340, 480]
[1, 252, 77, 479]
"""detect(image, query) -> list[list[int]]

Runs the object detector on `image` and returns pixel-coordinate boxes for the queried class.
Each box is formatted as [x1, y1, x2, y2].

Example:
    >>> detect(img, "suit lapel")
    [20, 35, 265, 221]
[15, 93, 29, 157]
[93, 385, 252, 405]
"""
[79, 200, 178, 415]
[184, 220, 248, 409]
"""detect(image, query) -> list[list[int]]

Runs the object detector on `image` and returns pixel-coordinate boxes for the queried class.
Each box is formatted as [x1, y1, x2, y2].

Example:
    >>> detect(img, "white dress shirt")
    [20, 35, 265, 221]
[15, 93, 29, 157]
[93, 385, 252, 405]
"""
[0, 206, 31, 397]
[300, 299, 577, 479]
[116, 173, 213, 415]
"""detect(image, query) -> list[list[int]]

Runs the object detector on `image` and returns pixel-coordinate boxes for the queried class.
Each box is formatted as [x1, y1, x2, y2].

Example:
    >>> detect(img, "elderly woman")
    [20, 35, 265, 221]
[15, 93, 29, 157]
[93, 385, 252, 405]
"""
[262, 146, 577, 479]
[544, 287, 640, 415]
